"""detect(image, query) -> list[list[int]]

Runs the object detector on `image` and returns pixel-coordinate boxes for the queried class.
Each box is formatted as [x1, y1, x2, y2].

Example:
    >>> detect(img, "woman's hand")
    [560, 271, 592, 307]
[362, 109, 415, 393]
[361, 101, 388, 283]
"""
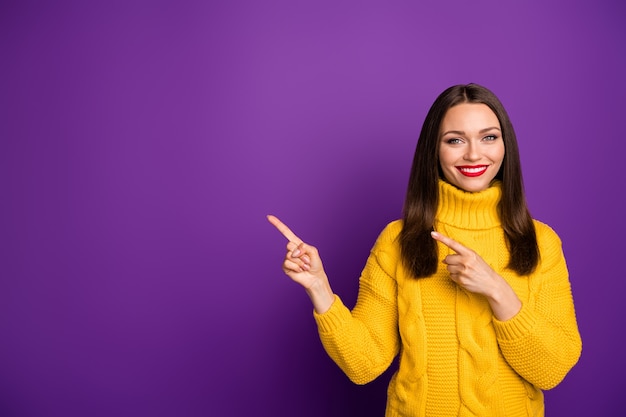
[267, 215, 334, 313]
[431, 231, 522, 321]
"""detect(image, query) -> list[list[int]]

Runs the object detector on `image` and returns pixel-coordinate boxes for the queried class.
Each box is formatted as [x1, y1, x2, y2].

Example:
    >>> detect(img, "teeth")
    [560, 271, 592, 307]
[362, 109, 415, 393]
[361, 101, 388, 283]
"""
[460, 166, 486, 173]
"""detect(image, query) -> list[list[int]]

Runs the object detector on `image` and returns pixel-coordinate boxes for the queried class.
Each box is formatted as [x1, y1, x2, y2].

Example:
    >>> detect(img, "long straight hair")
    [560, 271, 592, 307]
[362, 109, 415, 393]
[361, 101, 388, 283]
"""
[400, 84, 539, 278]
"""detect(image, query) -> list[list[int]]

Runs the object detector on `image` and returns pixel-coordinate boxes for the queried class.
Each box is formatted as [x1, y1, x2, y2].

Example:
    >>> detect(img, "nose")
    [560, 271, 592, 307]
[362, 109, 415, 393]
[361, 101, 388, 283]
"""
[463, 141, 480, 161]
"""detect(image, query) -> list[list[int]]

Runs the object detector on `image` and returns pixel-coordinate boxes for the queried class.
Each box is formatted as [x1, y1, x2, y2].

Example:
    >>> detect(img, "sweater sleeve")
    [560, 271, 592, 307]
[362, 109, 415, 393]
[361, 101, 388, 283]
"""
[313, 223, 400, 385]
[492, 222, 582, 390]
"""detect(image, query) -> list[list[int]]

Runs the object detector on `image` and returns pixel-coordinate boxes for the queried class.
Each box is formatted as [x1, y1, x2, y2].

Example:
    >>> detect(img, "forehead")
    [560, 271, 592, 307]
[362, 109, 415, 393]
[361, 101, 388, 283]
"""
[440, 103, 500, 131]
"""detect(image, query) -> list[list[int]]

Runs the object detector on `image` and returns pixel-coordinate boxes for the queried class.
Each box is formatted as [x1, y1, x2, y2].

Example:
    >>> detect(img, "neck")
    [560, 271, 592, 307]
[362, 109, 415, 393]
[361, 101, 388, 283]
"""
[436, 180, 502, 229]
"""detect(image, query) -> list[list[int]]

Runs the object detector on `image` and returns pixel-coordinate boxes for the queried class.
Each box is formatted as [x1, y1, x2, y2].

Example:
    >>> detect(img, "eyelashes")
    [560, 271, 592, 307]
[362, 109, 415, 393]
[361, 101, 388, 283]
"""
[445, 138, 463, 144]
[444, 135, 500, 144]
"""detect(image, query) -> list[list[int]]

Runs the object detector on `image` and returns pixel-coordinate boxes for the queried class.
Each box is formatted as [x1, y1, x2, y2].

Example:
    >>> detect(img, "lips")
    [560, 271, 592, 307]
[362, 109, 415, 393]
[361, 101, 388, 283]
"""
[456, 165, 489, 177]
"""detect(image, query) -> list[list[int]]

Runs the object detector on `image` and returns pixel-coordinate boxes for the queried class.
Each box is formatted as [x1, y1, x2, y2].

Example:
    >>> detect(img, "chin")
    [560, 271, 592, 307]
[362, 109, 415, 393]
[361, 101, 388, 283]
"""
[455, 179, 491, 193]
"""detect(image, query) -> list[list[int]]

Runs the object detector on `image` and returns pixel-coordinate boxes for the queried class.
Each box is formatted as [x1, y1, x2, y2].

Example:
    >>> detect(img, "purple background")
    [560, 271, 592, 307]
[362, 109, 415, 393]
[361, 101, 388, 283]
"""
[2, 0, 624, 416]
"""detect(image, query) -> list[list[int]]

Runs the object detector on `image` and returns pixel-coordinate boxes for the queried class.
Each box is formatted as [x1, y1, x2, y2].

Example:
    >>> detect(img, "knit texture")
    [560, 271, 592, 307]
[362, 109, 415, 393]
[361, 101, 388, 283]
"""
[314, 180, 582, 417]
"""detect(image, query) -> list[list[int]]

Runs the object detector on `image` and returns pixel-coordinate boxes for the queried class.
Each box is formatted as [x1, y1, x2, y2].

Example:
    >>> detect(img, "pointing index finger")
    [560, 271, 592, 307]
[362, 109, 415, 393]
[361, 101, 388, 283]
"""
[431, 231, 468, 254]
[267, 214, 303, 244]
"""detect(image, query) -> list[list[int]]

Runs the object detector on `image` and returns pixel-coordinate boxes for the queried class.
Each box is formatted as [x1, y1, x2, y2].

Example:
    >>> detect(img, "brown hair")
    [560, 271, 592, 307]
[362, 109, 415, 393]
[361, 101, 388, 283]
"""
[400, 83, 539, 277]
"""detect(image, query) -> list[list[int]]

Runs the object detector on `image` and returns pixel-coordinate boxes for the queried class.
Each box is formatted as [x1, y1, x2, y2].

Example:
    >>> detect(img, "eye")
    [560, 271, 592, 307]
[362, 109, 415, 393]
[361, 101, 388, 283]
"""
[445, 138, 463, 144]
[483, 134, 499, 142]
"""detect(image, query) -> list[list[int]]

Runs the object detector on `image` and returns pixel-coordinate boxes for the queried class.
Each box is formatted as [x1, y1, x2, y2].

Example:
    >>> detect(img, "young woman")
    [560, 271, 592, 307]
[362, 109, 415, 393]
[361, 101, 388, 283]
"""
[268, 84, 581, 417]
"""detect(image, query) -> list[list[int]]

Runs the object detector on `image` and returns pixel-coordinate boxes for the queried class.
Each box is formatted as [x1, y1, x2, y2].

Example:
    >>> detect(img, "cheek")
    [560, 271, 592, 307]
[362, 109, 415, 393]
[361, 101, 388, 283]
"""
[438, 149, 456, 167]
[491, 150, 505, 177]
[438, 154, 452, 176]
[489, 145, 505, 165]
[439, 163, 457, 183]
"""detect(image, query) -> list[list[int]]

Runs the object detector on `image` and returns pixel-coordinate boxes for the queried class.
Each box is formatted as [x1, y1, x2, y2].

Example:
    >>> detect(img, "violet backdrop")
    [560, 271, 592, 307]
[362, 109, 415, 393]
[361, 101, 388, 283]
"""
[2, 0, 625, 416]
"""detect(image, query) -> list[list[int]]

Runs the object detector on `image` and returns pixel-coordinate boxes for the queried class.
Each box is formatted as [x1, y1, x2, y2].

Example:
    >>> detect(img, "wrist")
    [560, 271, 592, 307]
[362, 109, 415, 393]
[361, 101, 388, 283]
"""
[305, 276, 334, 314]
[487, 275, 521, 321]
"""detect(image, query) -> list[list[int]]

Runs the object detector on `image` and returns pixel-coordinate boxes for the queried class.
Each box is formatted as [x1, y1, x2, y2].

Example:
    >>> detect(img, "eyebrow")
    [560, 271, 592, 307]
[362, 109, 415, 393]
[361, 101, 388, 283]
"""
[441, 126, 501, 136]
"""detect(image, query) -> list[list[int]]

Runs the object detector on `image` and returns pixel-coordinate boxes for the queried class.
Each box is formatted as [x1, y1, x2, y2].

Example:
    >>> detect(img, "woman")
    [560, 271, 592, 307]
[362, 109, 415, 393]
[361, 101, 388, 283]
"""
[267, 83, 581, 416]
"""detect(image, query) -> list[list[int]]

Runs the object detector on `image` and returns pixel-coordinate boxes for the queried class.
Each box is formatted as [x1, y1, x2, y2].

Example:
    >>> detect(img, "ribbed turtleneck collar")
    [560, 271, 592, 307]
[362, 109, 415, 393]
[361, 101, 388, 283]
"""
[436, 179, 502, 230]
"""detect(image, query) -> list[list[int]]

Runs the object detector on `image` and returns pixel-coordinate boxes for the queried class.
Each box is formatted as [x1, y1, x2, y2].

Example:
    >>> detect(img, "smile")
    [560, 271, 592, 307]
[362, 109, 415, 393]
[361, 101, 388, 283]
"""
[456, 165, 489, 177]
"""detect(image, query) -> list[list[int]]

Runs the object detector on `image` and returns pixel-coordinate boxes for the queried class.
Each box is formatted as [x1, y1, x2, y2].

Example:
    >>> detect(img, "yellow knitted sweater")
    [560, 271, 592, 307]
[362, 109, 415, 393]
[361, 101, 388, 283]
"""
[313, 180, 582, 417]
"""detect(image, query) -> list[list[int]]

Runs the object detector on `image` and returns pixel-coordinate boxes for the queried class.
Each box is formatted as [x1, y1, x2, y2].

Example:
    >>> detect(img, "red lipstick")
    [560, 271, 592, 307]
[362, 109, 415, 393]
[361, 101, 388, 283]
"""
[456, 165, 488, 177]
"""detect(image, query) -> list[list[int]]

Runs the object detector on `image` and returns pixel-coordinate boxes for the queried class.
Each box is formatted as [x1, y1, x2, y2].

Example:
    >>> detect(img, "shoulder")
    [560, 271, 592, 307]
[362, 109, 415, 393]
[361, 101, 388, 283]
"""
[375, 219, 403, 247]
[369, 220, 403, 272]
[532, 219, 563, 247]
[532, 219, 565, 261]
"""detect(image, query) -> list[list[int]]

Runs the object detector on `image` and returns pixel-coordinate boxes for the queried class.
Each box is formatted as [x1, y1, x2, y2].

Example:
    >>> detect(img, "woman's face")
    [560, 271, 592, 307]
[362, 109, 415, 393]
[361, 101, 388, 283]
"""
[438, 103, 505, 192]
